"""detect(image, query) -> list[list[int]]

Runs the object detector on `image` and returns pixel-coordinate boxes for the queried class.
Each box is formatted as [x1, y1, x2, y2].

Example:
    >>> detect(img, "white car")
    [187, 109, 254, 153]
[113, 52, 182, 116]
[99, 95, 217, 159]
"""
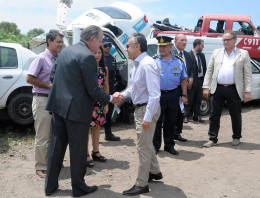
[0, 43, 36, 125]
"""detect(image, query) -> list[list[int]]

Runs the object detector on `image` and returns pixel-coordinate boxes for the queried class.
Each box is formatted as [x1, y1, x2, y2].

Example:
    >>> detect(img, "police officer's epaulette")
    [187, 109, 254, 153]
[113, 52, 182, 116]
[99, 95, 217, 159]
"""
[153, 54, 162, 59]
[175, 54, 185, 62]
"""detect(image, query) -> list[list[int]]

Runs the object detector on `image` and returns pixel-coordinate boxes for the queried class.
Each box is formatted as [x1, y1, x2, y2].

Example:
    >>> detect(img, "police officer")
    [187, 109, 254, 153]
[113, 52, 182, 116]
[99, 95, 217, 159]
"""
[102, 37, 121, 141]
[153, 36, 188, 155]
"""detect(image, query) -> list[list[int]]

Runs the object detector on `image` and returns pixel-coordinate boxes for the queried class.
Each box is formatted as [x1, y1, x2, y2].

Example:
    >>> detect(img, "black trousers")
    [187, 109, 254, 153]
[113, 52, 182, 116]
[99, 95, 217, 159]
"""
[104, 103, 114, 135]
[208, 84, 242, 143]
[45, 113, 89, 195]
[153, 88, 179, 150]
[184, 77, 204, 118]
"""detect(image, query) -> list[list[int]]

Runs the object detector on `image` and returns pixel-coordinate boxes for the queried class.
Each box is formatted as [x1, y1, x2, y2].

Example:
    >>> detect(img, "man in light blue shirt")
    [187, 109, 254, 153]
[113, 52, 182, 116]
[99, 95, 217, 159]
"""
[116, 33, 162, 196]
[153, 36, 188, 156]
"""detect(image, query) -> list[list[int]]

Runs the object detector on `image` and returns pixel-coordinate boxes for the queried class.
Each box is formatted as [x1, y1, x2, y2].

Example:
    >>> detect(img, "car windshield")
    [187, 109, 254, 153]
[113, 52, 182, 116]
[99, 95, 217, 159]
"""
[95, 7, 131, 20]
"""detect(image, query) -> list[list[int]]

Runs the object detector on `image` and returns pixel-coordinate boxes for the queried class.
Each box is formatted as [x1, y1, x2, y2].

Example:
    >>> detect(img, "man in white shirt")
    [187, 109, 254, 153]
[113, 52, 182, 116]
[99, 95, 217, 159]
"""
[116, 33, 162, 196]
[203, 31, 252, 148]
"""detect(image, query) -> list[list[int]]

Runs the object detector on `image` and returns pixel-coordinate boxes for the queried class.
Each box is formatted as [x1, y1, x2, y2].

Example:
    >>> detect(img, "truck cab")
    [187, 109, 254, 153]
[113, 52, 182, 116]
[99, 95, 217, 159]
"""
[153, 14, 260, 62]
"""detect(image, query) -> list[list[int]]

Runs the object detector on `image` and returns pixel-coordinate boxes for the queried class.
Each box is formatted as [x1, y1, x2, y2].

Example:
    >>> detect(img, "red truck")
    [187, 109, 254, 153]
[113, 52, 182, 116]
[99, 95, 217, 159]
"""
[153, 14, 260, 62]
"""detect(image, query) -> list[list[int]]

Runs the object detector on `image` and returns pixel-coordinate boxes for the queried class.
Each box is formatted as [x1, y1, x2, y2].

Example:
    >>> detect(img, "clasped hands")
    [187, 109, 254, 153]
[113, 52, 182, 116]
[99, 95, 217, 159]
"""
[111, 92, 124, 105]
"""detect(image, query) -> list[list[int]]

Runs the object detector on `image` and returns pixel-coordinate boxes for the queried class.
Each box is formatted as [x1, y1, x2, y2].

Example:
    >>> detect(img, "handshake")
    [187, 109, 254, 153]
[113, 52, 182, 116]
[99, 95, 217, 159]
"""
[111, 92, 124, 105]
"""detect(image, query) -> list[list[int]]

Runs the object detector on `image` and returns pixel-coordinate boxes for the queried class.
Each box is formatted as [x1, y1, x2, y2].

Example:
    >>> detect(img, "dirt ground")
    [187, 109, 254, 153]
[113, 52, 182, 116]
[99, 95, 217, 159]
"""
[0, 101, 260, 198]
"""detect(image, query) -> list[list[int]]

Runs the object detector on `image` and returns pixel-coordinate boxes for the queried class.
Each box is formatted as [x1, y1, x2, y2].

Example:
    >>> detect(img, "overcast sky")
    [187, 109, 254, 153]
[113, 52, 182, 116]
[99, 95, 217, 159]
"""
[0, 0, 259, 34]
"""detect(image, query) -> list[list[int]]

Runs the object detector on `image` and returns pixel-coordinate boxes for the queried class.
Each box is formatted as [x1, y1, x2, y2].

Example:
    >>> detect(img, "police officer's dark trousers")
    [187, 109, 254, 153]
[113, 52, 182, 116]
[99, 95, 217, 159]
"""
[153, 88, 180, 150]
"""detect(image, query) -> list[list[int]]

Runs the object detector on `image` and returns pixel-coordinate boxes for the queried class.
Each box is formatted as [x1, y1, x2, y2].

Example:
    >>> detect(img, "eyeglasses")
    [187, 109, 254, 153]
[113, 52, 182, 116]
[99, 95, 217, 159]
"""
[223, 37, 235, 42]
[104, 44, 112, 48]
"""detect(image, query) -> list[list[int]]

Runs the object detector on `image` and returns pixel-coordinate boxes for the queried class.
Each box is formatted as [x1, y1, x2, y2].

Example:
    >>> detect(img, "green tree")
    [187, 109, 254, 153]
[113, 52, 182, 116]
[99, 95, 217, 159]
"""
[0, 21, 20, 36]
[27, 28, 44, 39]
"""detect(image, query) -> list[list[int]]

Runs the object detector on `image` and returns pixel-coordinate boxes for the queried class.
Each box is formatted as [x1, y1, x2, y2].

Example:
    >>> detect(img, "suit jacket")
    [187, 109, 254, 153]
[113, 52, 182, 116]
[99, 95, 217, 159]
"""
[46, 41, 110, 124]
[203, 48, 252, 100]
[189, 51, 207, 82]
[173, 49, 194, 79]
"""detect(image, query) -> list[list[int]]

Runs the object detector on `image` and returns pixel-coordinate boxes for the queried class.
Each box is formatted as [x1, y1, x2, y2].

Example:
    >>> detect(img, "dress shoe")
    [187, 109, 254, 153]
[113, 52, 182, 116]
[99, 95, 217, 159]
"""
[105, 133, 121, 141]
[154, 147, 159, 155]
[123, 185, 149, 196]
[73, 185, 98, 197]
[164, 147, 179, 155]
[174, 134, 187, 142]
[36, 170, 47, 178]
[183, 116, 189, 123]
[148, 172, 163, 182]
[231, 139, 240, 146]
[203, 140, 216, 148]
[193, 117, 205, 123]
[45, 185, 59, 196]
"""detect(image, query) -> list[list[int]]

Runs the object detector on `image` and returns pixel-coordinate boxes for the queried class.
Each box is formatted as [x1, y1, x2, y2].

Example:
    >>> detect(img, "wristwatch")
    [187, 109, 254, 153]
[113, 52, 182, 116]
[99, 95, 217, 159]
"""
[182, 94, 187, 97]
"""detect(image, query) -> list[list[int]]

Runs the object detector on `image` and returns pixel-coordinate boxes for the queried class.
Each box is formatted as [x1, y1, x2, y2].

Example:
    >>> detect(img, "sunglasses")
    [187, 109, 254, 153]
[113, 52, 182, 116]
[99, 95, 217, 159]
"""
[104, 44, 112, 48]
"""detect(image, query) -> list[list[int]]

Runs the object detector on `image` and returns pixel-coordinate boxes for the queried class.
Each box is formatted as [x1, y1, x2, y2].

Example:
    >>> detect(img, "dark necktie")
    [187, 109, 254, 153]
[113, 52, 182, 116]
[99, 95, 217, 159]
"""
[196, 53, 202, 73]
[179, 51, 183, 57]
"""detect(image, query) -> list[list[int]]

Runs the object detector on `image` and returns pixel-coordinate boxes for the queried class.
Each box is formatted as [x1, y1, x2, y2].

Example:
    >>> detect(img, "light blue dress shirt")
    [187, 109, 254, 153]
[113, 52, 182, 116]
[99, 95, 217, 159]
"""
[122, 52, 161, 122]
[154, 52, 187, 90]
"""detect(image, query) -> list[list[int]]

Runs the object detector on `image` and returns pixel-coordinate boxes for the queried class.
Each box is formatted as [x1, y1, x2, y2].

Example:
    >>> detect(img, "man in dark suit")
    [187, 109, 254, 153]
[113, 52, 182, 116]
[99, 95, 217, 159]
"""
[173, 34, 194, 142]
[184, 39, 207, 123]
[44, 25, 122, 197]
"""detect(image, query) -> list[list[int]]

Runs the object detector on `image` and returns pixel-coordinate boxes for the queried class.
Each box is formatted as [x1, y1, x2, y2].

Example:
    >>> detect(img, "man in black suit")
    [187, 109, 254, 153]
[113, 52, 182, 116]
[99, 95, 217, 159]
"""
[173, 34, 194, 142]
[184, 39, 207, 123]
[44, 25, 122, 197]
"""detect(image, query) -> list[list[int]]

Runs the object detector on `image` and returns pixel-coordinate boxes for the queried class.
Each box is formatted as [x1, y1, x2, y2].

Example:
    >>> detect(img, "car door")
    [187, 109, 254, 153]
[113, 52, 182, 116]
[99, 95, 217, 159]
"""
[0, 46, 22, 99]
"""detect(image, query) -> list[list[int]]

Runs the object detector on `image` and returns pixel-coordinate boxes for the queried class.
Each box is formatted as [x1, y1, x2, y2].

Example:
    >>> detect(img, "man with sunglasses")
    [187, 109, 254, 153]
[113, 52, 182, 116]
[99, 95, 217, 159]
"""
[102, 37, 121, 141]
[203, 31, 252, 148]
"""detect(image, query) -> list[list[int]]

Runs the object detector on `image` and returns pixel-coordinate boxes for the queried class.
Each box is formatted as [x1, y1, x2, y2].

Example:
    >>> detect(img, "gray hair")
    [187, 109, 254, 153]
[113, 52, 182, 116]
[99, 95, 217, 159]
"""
[224, 30, 237, 39]
[131, 32, 147, 52]
[80, 25, 102, 42]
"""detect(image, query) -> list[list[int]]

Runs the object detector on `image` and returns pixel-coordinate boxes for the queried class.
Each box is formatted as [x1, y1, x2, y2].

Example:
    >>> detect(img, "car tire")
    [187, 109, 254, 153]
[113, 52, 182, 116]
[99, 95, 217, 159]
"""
[200, 97, 210, 116]
[7, 93, 34, 125]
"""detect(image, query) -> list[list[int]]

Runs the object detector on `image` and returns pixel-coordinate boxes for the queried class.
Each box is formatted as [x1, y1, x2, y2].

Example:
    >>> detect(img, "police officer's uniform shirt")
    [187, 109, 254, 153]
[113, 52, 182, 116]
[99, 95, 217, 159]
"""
[104, 54, 117, 93]
[154, 52, 187, 90]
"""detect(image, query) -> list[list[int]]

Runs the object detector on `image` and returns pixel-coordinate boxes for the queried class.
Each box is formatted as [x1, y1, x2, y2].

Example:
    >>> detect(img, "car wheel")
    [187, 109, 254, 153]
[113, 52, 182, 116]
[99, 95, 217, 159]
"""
[200, 97, 210, 116]
[7, 93, 34, 125]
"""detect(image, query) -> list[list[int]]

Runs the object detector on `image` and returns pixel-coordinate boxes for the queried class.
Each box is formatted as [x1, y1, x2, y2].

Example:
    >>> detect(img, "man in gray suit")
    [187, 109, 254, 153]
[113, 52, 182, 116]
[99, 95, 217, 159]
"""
[203, 31, 252, 148]
[44, 25, 122, 197]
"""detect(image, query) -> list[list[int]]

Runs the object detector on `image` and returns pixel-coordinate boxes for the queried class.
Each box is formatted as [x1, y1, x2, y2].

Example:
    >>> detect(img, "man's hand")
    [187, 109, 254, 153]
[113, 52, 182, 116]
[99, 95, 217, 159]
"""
[188, 78, 193, 87]
[203, 88, 210, 99]
[244, 92, 251, 103]
[142, 120, 151, 130]
[111, 92, 124, 105]
[181, 96, 188, 104]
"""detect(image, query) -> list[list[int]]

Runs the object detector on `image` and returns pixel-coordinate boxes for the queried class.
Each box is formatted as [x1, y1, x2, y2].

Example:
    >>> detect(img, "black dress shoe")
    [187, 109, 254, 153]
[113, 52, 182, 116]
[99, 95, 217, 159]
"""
[174, 134, 187, 142]
[73, 185, 98, 197]
[105, 133, 121, 141]
[164, 147, 179, 155]
[45, 185, 59, 196]
[148, 172, 163, 182]
[154, 147, 159, 155]
[183, 116, 189, 123]
[193, 117, 205, 123]
[123, 185, 149, 196]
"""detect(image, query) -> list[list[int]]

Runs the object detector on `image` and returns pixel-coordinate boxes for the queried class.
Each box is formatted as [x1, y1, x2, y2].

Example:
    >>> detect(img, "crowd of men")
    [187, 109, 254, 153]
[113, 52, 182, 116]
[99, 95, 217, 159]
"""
[27, 25, 252, 196]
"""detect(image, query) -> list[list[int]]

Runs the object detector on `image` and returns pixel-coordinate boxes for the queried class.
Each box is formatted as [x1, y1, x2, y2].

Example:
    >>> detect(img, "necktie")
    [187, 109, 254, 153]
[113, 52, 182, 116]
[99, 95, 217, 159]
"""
[179, 51, 183, 57]
[196, 53, 202, 73]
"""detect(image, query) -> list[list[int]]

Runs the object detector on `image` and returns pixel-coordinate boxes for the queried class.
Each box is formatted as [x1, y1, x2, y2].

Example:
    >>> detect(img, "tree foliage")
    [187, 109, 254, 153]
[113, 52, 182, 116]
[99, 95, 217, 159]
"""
[0, 21, 45, 48]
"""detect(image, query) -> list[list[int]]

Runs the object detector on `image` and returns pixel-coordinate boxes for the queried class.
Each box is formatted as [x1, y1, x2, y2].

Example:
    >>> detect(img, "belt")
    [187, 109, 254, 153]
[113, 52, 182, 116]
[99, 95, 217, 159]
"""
[133, 103, 147, 109]
[217, 84, 235, 87]
[161, 88, 177, 93]
[33, 93, 49, 97]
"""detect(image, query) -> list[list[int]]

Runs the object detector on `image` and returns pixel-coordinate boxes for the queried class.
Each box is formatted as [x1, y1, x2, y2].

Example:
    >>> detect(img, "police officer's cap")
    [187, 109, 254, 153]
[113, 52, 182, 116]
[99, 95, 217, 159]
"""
[156, 36, 173, 45]
[103, 37, 112, 45]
